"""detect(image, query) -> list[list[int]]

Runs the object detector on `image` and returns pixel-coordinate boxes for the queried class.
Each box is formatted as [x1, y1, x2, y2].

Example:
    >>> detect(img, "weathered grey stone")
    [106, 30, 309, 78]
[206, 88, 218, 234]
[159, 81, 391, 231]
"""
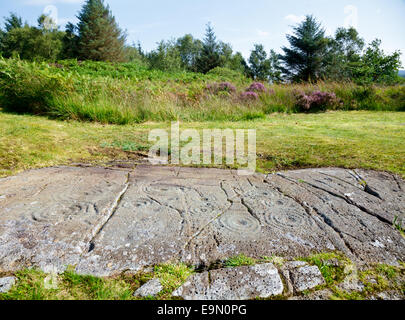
[0, 276, 16, 293]
[0, 165, 404, 278]
[290, 265, 325, 292]
[173, 263, 283, 300]
[339, 279, 365, 293]
[288, 289, 333, 300]
[377, 291, 403, 300]
[265, 171, 405, 265]
[133, 278, 163, 297]
[0, 166, 129, 272]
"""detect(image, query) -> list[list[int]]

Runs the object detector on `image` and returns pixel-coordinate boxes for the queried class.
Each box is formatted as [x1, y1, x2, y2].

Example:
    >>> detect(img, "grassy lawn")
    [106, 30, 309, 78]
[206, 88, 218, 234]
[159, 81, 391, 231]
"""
[0, 110, 404, 178]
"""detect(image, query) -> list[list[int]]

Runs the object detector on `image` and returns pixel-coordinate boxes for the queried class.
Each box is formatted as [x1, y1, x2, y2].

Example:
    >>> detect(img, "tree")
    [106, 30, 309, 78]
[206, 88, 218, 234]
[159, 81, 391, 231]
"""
[176, 34, 202, 71]
[1, 13, 24, 56]
[1, 14, 63, 61]
[224, 51, 249, 75]
[61, 22, 79, 59]
[248, 44, 271, 80]
[147, 40, 183, 72]
[280, 15, 328, 82]
[325, 27, 365, 80]
[76, 0, 126, 62]
[195, 23, 222, 73]
[123, 43, 145, 64]
[354, 39, 402, 84]
[268, 50, 283, 83]
[4, 13, 23, 32]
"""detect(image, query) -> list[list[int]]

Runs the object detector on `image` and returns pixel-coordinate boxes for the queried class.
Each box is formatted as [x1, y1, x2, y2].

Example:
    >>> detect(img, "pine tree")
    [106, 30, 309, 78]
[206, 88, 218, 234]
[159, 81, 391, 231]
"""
[195, 23, 222, 73]
[4, 13, 23, 32]
[76, 0, 126, 62]
[280, 15, 328, 82]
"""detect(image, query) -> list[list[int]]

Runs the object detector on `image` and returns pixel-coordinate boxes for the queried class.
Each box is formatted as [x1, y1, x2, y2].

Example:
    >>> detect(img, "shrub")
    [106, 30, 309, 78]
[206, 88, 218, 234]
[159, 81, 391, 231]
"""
[0, 58, 71, 114]
[206, 82, 236, 95]
[247, 82, 266, 93]
[240, 91, 259, 101]
[207, 67, 246, 82]
[296, 90, 339, 112]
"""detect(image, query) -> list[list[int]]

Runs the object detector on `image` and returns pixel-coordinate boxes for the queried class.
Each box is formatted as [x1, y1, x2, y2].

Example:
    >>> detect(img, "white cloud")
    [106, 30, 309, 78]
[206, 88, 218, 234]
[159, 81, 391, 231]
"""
[24, 0, 83, 6]
[256, 29, 269, 37]
[284, 14, 305, 24]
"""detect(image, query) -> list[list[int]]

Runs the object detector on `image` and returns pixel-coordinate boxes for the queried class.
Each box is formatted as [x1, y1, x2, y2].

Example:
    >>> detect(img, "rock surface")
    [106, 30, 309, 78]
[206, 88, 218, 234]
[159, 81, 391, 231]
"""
[0, 276, 16, 293]
[289, 265, 325, 292]
[172, 263, 284, 300]
[0, 165, 404, 276]
[133, 278, 163, 297]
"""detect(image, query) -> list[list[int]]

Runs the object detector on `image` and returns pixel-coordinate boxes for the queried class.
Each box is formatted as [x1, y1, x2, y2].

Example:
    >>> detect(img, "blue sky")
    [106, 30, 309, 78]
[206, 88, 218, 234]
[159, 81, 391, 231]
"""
[1, 0, 404, 66]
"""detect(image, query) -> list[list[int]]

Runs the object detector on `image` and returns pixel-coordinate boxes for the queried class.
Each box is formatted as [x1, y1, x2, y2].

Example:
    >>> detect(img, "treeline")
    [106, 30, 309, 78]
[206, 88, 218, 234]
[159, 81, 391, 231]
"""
[0, 0, 402, 84]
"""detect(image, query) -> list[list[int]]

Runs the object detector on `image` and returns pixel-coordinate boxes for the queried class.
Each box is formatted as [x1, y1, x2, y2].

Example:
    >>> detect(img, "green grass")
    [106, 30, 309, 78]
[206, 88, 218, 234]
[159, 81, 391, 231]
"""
[153, 263, 195, 299]
[1, 59, 404, 125]
[0, 263, 194, 301]
[223, 254, 256, 268]
[299, 252, 351, 286]
[1, 110, 404, 178]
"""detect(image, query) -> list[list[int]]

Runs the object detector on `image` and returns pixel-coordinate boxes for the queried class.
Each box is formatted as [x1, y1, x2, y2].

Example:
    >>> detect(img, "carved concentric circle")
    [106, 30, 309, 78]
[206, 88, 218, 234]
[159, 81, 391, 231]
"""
[264, 206, 314, 231]
[30, 201, 98, 223]
[189, 202, 219, 215]
[122, 198, 155, 209]
[218, 213, 261, 234]
[142, 183, 188, 195]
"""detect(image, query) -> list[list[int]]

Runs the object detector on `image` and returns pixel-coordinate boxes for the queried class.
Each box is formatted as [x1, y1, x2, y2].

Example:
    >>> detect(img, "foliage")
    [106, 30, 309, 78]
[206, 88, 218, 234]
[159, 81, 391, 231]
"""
[325, 27, 365, 81]
[0, 58, 404, 126]
[247, 82, 266, 92]
[296, 91, 339, 112]
[206, 67, 246, 83]
[176, 34, 203, 71]
[248, 44, 271, 81]
[4, 12, 24, 32]
[75, 0, 126, 62]
[240, 91, 259, 101]
[195, 23, 222, 73]
[1, 14, 63, 61]
[0, 58, 71, 113]
[147, 40, 183, 72]
[0, 9, 401, 84]
[353, 39, 402, 85]
[206, 82, 236, 95]
[280, 15, 329, 82]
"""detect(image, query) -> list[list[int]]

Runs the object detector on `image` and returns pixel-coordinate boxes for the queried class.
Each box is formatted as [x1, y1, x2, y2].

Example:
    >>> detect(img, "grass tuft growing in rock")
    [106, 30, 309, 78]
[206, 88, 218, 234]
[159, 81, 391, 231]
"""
[224, 254, 256, 268]
[153, 263, 195, 298]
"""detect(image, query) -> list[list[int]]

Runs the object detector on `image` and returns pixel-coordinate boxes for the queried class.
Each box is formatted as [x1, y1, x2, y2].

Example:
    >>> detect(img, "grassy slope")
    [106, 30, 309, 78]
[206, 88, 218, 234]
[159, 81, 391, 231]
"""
[1, 110, 404, 178]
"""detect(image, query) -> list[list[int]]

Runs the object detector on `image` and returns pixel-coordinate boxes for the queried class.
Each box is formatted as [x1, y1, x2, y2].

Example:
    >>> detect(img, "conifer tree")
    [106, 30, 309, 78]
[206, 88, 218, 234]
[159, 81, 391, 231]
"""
[195, 23, 222, 73]
[76, 0, 126, 62]
[280, 15, 328, 82]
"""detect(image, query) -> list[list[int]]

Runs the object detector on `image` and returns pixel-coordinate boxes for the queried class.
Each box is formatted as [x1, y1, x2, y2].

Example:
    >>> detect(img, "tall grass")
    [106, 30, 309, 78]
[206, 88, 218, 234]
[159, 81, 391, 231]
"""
[0, 58, 404, 124]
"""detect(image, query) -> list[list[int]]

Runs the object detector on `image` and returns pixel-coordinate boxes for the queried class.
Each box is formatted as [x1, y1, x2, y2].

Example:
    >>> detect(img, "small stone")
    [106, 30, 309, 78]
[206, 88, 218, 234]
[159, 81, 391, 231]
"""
[0, 276, 16, 293]
[290, 265, 325, 292]
[339, 279, 365, 292]
[173, 263, 283, 300]
[288, 289, 333, 300]
[133, 278, 163, 297]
